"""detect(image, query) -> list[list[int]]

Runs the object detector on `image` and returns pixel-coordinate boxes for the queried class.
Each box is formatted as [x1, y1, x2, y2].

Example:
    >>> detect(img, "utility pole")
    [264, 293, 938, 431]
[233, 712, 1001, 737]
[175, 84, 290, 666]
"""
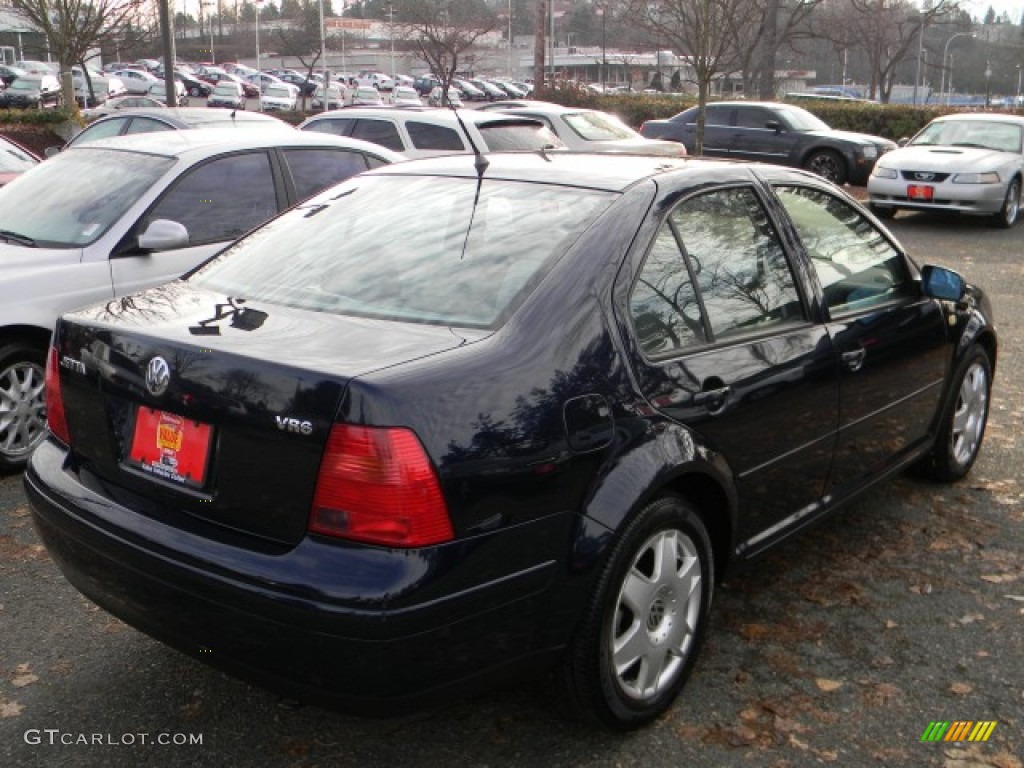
[533, 0, 546, 89]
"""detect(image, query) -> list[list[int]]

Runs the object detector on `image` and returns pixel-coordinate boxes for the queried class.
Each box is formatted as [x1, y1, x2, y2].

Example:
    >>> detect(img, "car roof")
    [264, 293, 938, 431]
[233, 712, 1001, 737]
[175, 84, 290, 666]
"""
[300, 107, 545, 128]
[66, 128, 407, 163]
[368, 150, 698, 192]
[931, 112, 1024, 125]
[84, 107, 289, 130]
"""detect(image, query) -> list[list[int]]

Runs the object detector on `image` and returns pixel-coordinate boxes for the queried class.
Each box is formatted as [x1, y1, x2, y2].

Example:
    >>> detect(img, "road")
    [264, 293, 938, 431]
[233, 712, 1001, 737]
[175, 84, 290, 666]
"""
[1, 211, 1022, 767]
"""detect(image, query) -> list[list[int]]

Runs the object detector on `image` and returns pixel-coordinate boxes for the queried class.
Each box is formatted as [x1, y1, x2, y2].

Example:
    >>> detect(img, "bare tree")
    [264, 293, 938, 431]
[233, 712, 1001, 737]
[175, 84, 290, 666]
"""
[12, 0, 149, 111]
[735, 0, 823, 99]
[626, 0, 750, 154]
[397, 0, 497, 100]
[274, 0, 325, 110]
[815, 0, 955, 102]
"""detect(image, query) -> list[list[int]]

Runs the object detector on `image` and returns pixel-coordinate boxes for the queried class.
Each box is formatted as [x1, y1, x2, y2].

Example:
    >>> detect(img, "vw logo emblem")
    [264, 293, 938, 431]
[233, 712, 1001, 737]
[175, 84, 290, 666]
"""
[914, 172, 936, 181]
[145, 357, 171, 397]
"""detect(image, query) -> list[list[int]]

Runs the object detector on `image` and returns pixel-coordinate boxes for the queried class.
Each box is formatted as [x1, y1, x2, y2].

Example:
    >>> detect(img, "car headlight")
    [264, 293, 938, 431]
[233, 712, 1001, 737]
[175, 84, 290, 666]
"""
[872, 166, 898, 179]
[860, 146, 879, 159]
[953, 172, 1001, 184]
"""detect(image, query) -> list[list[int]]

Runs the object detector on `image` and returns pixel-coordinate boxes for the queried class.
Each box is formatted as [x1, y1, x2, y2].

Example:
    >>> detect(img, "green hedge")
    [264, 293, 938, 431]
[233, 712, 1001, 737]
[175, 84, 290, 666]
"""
[0, 108, 78, 126]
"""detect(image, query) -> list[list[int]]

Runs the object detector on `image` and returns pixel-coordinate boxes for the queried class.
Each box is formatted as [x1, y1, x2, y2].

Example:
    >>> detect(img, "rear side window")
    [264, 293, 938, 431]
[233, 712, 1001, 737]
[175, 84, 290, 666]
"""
[406, 121, 465, 151]
[478, 122, 561, 151]
[72, 117, 128, 145]
[125, 117, 174, 135]
[303, 118, 354, 137]
[351, 119, 404, 152]
[282, 148, 373, 201]
[144, 151, 278, 245]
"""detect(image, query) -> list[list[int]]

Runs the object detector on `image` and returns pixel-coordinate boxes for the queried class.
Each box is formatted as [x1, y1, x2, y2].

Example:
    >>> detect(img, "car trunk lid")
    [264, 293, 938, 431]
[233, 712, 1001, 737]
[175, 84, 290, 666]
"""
[53, 282, 472, 546]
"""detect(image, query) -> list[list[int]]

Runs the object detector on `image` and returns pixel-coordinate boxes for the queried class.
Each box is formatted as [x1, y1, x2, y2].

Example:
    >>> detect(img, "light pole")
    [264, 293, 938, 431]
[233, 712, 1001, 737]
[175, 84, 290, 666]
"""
[255, 0, 262, 105]
[507, 0, 512, 77]
[318, 0, 327, 112]
[913, 17, 924, 105]
[1017, 64, 1022, 106]
[598, 4, 606, 92]
[985, 61, 992, 108]
[202, 0, 216, 64]
[941, 32, 973, 106]
[388, 4, 396, 77]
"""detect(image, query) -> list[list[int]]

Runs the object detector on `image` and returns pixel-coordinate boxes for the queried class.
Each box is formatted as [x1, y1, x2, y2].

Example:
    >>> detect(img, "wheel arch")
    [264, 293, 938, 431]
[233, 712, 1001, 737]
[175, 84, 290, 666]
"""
[0, 324, 54, 354]
[579, 424, 739, 582]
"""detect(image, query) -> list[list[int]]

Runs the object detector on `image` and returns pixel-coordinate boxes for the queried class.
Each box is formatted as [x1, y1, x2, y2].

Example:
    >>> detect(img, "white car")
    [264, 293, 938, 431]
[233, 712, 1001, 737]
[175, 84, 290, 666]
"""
[114, 68, 160, 94]
[0, 130, 404, 471]
[390, 86, 421, 106]
[260, 83, 299, 111]
[357, 71, 394, 90]
[491, 101, 688, 158]
[299, 107, 565, 160]
[148, 79, 188, 106]
[867, 113, 1024, 228]
[428, 86, 463, 108]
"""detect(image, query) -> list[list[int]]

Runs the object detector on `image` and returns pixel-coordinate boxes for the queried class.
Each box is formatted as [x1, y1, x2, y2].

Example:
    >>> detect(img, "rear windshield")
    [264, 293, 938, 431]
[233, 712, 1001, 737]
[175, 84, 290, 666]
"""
[190, 175, 614, 328]
[478, 121, 562, 151]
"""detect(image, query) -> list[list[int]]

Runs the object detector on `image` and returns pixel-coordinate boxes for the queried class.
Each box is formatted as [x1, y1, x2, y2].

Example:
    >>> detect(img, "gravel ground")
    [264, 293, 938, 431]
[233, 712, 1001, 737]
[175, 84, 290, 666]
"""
[1, 212, 1021, 768]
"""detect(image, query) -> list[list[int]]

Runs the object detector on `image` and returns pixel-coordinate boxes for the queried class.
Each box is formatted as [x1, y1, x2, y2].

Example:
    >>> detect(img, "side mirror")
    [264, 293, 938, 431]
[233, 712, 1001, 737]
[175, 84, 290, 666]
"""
[921, 265, 965, 302]
[766, 120, 782, 132]
[44, 145, 62, 158]
[898, 137, 911, 147]
[137, 219, 189, 252]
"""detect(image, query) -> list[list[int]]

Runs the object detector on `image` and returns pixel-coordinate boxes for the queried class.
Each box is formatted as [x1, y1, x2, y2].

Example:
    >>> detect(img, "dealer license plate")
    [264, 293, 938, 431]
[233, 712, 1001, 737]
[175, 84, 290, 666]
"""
[128, 407, 212, 487]
[907, 184, 934, 201]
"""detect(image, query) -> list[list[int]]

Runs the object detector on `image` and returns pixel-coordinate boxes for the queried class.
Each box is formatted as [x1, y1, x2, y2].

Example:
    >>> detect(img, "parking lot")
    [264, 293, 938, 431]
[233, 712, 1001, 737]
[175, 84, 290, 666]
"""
[1, 211, 1022, 767]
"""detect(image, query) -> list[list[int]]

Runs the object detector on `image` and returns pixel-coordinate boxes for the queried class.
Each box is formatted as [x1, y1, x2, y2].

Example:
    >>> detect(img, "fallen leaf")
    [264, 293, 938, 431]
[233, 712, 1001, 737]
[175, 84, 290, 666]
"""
[950, 682, 973, 695]
[816, 678, 843, 692]
[0, 699, 23, 718]
[885, 620, 899, 629]
[981, 574, 1017, 584]
[11, 674, 37, 688]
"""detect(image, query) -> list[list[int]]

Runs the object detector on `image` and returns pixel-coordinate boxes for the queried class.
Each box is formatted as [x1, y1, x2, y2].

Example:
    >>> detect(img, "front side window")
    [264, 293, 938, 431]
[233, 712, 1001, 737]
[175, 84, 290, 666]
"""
[775, 185, 910, 313]
[143, 151, 277, 245]
[477, 122, 561, 151]
[73, 117, 128, 145]
[125, 117, 174, 135]
[630, 187, 801, 357]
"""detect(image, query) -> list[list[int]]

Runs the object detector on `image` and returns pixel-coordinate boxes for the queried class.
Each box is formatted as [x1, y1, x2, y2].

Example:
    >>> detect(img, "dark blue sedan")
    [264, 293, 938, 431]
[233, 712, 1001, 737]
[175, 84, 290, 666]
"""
[26, 153, 996, 729]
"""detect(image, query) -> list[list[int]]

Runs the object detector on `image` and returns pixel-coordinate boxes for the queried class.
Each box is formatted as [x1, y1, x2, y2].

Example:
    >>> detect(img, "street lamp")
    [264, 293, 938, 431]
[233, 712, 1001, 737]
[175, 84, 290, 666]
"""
[1016, 64, 1022, 106]
[388, 4, 396, 77]
[941, 31, 974, 106]
[507, 0, 512, 78]
[318, 0, 327, 112]
[985, 61, 992, 108]
[201, 0, 216, 65]
[255, 0, 262, 110]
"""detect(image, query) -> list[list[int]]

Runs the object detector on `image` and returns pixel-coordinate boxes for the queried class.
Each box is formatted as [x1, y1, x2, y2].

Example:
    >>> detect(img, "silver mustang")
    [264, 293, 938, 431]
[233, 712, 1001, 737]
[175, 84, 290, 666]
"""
[867, 112, 1024, 228]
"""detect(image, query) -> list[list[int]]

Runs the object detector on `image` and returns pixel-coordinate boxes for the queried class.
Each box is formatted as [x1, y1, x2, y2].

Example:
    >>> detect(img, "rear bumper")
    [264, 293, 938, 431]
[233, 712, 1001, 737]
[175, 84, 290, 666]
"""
[25, 438, 578, 713]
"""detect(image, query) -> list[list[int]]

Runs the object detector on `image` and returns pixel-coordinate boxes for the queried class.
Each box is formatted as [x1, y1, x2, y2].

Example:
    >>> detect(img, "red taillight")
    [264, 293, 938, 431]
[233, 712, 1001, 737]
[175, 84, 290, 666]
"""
[44, 347, 70, 444]
[309, 424, 453, 548]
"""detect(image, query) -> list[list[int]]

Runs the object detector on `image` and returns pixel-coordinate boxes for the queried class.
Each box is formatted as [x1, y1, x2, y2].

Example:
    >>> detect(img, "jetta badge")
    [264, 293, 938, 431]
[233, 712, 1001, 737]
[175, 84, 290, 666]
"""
[145, 356, 171, 397]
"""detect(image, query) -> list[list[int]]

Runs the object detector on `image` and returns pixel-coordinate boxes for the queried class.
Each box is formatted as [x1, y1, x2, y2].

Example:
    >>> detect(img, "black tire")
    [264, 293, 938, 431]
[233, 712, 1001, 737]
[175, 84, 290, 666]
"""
[869, 203, 896, 220]
[991, 177, 1021, 229]
[189, 86, 201, 97]
[803, 150, 848, 186]
[0, 342, 48, 473]
[559, 496, 714, 730]
[914, 347, 992, 482]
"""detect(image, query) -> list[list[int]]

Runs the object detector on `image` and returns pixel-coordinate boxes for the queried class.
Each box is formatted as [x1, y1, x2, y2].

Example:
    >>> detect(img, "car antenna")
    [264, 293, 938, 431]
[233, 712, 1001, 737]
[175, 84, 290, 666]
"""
[230, 109, 237, 121]
[448, 101, 489, 178]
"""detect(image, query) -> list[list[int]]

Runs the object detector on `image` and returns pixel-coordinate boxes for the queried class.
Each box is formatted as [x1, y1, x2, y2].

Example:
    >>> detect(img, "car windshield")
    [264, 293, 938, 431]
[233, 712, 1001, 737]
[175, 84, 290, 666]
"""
[213, 84, 238, 95]
[562, 111, 636, 141]
[190, 175, 614, 328]
[265, 86, 291, 98]
[0, 148, 173, 247]
[909, 119, 1023, 153]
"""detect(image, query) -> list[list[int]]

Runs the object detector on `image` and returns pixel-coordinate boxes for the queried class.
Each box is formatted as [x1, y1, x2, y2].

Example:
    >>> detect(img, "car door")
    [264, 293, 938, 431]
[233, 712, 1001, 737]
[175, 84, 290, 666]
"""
[622, 178, 840, 553]
[110, 150, 282, 298]
[727, 106, 792, 165]
[767, 175, 950, 497]
[694, 105, 733, 158]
